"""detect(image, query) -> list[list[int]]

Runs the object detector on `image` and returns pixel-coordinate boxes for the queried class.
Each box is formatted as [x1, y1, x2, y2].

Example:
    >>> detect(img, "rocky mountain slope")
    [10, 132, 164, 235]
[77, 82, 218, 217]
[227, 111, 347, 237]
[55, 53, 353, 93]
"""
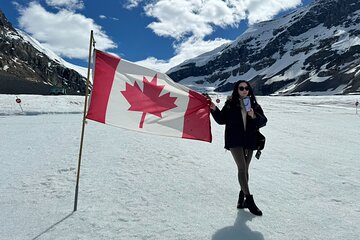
[0, 10, 88, 95]
[167, 0, 360, 95]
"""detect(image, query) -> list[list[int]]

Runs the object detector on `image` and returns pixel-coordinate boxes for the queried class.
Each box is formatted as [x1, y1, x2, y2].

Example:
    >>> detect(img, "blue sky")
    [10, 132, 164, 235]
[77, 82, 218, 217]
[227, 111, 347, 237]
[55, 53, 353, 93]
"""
[1, 0, 313, 72]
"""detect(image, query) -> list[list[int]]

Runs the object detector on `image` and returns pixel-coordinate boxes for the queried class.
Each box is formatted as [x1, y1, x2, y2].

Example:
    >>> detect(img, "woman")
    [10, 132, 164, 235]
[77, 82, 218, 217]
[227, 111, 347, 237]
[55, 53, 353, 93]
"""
[209, 80, 267, 216]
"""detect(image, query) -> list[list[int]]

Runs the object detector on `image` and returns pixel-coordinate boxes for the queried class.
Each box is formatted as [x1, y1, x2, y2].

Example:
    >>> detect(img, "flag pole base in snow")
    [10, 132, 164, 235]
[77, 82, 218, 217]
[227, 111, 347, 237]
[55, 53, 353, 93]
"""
[74, 185, 79, 211]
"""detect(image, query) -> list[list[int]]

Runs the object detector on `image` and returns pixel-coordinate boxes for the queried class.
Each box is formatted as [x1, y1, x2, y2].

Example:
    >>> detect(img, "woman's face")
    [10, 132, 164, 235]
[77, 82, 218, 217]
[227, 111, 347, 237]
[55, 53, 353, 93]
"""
[238, 82, 249, 98]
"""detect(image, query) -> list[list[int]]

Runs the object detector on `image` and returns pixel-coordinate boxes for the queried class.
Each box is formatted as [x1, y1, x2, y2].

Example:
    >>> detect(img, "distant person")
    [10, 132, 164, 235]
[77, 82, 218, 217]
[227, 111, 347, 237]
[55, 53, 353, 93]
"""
[209, 80, 267, 216]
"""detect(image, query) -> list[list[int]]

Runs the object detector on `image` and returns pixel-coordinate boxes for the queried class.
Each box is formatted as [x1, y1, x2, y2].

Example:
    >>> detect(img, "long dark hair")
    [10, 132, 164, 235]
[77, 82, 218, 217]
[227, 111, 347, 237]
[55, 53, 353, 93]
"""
[230, 80, 258, 106]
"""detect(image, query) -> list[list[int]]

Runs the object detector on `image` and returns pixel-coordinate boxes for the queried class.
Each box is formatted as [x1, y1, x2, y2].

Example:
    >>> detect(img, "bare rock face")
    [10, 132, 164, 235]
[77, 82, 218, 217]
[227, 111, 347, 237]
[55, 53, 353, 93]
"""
[0, 10, 89, 95]
[167, 0, 360, 95]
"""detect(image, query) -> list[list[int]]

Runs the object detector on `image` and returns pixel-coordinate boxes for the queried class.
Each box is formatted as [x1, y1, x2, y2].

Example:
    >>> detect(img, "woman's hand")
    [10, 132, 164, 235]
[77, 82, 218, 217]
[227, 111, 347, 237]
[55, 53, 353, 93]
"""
[210, 102, 216, 110]
[203, 93, 217, 111]
[248, 108, 256, 119]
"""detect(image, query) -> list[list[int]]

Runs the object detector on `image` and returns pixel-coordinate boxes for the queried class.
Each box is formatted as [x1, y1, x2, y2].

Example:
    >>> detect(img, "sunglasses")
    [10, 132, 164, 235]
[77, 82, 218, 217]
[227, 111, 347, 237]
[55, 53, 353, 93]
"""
[238, 86, 249, 91]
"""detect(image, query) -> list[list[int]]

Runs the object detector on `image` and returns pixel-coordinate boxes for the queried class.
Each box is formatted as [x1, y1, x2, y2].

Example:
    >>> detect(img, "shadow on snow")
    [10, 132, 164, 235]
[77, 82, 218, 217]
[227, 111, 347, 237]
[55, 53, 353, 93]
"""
[212, 210, 264, 240]
[31, 212, 74, 240]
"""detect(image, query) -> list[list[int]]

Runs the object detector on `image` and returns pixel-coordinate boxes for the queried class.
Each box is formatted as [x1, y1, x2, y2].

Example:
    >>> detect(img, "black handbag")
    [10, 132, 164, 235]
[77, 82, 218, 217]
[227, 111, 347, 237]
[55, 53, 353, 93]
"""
[253, 104, 267, 159]
[256, 131, 265, 150]
[255, 131, 265, 159]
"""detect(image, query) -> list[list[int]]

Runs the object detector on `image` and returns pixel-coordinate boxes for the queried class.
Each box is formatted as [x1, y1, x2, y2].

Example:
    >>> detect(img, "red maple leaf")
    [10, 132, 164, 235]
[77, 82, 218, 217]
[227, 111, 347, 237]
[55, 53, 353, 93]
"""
[120, 74, 177, 128]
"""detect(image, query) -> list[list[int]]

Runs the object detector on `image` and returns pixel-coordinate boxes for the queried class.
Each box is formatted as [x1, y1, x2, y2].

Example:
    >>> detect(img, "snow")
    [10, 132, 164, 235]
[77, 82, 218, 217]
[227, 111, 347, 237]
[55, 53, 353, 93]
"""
[5, 30, 21, 40]
[3, 65, 9, 71]
[354, 69, 360, 77]
[1, 94, 360, 240]
[309, 75, 331, 83]
[332, 34, 360, 52]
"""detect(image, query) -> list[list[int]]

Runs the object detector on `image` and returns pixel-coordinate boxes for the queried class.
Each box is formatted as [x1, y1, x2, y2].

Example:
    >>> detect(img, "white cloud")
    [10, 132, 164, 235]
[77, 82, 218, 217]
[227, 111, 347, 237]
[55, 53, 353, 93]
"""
[99, 15, 120, 21]
[244, 0, 303, 24]
[124, 0, 143, 9]
[136, 0, 303, 71]
[143, 0, 302, 39]
[16, 0, 305, 72]
[45, 0, 84, 10]
[144, 0, 215, 39]
[18, 2, 116, 60]
[136, 37, 231, 73]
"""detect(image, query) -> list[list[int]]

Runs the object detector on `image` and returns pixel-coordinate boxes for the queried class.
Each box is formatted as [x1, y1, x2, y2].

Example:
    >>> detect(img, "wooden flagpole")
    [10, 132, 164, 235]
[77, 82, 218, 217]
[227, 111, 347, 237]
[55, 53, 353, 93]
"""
[74, 30, 95, 211]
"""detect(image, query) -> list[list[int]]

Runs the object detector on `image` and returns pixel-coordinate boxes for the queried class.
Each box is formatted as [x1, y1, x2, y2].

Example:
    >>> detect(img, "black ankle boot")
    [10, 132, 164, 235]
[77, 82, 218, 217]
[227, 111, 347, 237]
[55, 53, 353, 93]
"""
[237, 190, 245, 209]
[244, 195, 262, 216]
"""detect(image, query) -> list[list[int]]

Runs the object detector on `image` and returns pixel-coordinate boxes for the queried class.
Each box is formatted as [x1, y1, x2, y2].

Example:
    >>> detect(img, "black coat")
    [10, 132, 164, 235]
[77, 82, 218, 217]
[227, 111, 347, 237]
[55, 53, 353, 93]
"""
[211, 99, 267, 150]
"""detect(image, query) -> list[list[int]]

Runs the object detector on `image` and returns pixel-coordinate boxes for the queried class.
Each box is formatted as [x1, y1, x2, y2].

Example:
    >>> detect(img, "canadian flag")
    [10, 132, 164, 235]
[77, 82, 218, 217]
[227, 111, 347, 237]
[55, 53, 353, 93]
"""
[86, 50, 212, 142]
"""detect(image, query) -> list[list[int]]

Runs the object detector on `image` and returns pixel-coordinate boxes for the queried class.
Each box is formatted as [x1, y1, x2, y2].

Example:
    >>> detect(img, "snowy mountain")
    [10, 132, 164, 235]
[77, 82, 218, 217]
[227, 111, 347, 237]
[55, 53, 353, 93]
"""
[167, 0, 360, 96]
[0, 10, 88, 95]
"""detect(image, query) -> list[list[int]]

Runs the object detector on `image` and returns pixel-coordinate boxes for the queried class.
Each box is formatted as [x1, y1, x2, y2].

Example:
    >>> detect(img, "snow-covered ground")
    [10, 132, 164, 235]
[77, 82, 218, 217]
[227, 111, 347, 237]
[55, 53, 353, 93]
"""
[1, 94, 359, 240]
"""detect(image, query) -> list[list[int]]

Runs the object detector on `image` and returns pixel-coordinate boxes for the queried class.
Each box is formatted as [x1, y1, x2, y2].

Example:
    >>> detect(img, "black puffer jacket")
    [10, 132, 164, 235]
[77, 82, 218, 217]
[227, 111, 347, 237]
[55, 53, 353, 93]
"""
[211, 99, 267, 150]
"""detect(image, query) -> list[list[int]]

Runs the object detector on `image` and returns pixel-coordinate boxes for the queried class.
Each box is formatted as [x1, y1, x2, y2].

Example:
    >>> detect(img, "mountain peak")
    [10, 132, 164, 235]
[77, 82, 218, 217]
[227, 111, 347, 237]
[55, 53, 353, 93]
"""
[0, 10, 17, 34]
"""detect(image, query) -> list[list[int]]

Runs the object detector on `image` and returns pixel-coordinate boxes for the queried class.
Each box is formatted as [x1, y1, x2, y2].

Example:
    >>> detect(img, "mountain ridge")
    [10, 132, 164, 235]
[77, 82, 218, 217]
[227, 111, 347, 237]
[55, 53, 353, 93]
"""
[0, 10, 88, 95]
[167, 0, 360, 95]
